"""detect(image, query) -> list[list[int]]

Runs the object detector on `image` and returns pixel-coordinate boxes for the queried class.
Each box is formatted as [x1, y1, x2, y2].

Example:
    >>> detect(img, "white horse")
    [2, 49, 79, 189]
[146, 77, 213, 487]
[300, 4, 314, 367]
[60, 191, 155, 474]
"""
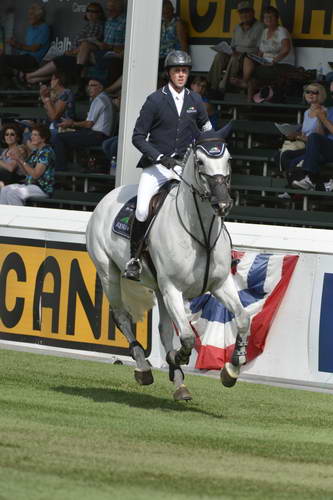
[86, 128, 250, 400]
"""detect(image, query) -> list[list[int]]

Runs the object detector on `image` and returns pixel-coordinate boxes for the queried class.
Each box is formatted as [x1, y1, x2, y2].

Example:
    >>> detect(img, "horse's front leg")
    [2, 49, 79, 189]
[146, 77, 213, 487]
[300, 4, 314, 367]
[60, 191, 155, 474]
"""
[156, 291, 192, 401]
[159, 285, 195, 367]
[212, 273, 250, 387]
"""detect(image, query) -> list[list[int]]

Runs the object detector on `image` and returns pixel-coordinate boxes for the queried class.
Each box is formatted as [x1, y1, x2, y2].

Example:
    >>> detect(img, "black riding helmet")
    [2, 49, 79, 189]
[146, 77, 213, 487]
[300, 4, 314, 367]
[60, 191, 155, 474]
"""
[164, 50, 192, 70]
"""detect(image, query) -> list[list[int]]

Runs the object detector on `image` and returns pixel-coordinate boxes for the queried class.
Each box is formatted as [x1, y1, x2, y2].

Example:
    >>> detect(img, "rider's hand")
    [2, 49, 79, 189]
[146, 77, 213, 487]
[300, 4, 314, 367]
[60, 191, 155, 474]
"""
[159, 155, 178, 169]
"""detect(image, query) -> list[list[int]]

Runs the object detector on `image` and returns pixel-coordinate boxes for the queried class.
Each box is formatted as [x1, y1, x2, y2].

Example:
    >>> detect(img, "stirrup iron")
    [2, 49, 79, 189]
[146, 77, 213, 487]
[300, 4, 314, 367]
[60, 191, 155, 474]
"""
[122, 257, 142, 281]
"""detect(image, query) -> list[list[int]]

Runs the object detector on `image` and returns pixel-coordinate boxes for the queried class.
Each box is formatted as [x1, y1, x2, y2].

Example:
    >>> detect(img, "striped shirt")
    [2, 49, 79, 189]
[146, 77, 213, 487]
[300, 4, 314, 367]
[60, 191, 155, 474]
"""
[73, 21, 104, 49]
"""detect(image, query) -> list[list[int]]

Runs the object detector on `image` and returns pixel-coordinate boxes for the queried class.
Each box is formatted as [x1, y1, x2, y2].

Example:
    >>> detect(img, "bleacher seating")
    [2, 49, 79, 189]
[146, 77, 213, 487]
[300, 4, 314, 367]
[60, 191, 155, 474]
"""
[1, 86, 332, 228]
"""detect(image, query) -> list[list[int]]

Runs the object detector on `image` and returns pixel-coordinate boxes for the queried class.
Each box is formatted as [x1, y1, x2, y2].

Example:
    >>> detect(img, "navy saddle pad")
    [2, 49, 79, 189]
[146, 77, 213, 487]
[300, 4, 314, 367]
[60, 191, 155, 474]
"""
[112, 196, 137, 239]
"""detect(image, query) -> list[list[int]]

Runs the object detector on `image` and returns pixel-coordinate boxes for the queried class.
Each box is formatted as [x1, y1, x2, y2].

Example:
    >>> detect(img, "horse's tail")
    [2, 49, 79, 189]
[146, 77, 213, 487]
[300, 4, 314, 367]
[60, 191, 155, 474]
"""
[120, 278, 156, 323]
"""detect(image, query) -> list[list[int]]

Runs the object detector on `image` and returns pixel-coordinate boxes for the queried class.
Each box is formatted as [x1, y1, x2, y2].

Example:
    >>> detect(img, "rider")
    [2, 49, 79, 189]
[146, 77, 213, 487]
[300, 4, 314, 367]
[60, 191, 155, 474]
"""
[123, 50, 213, 281]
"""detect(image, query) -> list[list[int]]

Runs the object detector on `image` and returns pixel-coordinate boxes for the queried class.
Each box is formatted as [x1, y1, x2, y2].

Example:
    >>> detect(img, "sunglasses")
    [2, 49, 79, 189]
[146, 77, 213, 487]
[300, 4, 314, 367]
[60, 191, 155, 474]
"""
[86, 9, 100, 13]
[305, 90, 319, 95]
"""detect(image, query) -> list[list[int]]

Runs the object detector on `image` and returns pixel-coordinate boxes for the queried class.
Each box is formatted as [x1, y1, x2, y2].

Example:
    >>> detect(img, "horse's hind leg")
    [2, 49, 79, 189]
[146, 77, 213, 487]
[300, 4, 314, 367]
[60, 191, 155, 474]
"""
[98, 258, 153, 385]
[213, 273, 250, 388]
[156, 292, 192, 401]
[110, 308, 153, 385]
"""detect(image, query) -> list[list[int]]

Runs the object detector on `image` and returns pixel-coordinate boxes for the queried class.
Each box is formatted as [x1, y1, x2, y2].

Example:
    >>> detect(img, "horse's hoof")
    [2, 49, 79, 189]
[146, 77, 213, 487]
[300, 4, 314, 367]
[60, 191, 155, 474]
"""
[134, 369, 154, 385]
[220, 362, 240, 388]
[173, 384, 192, 401]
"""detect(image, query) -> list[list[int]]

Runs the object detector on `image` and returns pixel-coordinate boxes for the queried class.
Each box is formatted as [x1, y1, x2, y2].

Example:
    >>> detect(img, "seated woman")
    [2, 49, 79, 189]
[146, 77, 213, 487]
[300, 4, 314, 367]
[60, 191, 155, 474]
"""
[291, 80, 333, 192]
[26, 2, 105, 85]
[277, 82, 327, 197]
[0, 123, 28, 187]
[158, 0, 188, 72]
[0, 124, 55, 206]
[231, 6, 295, 101]
[39, 72, 75, 138]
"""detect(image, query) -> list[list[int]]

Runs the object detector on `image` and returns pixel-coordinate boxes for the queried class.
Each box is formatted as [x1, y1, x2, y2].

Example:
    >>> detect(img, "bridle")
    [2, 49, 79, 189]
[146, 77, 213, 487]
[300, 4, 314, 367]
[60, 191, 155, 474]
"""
[174, 138, 233, 295]
[175, 139, 232, 205]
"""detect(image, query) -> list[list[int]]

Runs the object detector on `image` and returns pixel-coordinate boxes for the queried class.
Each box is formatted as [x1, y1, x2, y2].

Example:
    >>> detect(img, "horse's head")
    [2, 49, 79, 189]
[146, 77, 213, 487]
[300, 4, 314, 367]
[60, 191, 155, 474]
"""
[191, 123, 233, 217]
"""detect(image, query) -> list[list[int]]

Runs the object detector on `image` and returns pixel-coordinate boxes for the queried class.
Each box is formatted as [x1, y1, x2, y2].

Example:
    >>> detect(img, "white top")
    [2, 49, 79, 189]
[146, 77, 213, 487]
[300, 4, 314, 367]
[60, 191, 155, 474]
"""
[87, 91, 113, 135]
[168, 83, 185, 116]
[259, 26, 295, 65]
[302, 109, 324, 136]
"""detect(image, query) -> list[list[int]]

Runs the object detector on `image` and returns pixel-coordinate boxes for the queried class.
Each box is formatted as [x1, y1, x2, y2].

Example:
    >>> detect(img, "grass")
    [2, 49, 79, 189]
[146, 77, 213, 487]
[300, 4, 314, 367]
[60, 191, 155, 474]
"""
[0, 349, 333, 500]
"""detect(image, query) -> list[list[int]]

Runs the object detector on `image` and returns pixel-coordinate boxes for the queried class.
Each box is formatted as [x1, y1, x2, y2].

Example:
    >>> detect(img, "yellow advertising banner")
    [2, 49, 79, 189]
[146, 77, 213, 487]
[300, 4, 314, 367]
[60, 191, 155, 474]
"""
[178, 0, 333, 46]
[0, 237, 151, 356]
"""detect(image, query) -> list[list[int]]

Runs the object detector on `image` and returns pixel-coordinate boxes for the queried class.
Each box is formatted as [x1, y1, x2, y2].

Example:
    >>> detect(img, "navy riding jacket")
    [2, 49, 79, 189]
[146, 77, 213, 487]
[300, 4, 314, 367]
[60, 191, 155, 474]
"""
[132, 85, 209, 168]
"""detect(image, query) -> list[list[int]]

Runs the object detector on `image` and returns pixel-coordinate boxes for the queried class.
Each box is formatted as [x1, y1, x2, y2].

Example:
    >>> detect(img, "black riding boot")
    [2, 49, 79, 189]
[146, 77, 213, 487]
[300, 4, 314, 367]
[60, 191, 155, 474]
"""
[122, 217, 149, 281]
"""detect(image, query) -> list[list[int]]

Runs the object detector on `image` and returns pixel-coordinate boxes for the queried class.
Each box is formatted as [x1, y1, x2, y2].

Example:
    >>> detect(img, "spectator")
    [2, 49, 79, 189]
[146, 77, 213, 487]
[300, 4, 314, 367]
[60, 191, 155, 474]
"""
[26, 3, 105, 85]
[39, 72, 75, 138]
[159, 0, 188, 72]
[207, 1, 264, 95]
[52, 78, 113, 171]
[0, 123, 28, 187]
[231, 6, 295, 101]
[0, 124, 55, 205]
[277, 82, 327, 197]
[87, 0, 126, 92]
[0, 3, 50, 88]
[291, 80, 333, 192]
[190, 76, 219, 129]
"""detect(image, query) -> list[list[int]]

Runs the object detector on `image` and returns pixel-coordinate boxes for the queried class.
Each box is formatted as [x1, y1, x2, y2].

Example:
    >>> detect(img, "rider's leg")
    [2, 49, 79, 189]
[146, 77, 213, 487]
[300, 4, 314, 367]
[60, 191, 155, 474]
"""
[122, 216, 150, 281]
[123, 164, 170, 281]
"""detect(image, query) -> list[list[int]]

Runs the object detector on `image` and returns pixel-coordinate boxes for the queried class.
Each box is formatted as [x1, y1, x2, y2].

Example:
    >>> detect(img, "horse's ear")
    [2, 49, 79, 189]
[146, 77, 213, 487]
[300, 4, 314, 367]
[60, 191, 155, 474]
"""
[216, 120, 234, 140]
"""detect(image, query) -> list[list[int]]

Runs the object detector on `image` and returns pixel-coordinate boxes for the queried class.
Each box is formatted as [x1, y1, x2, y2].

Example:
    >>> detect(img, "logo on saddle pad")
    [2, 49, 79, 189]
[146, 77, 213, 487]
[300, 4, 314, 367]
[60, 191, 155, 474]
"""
[113, 196, 137, 239]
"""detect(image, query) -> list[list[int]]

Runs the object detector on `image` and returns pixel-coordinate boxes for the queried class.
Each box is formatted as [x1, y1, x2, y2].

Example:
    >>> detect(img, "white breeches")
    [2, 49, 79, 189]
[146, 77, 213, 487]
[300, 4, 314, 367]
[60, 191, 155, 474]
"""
[135, 163, 182, 221]
[0, 184, 48, 206]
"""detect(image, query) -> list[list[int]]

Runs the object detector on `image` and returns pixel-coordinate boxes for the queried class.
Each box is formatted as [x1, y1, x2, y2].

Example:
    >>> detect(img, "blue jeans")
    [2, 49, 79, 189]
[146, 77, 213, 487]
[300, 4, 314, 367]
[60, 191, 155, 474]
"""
[302, 133, 333, 177]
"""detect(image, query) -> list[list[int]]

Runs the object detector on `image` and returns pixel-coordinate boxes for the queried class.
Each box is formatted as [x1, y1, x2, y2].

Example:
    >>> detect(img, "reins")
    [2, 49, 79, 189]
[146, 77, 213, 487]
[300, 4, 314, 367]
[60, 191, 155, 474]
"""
[175, 171, 224, 296]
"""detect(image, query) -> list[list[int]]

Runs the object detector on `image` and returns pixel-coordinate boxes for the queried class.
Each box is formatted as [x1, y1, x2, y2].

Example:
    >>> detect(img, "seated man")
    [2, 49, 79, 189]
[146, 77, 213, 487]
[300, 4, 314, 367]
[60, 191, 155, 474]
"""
[0, 3, 50, 87]
[292, 80, 333, 191]
[91, 0, 126, 86]
[207, 1, 264, 94]
[52, 78, 113, 170]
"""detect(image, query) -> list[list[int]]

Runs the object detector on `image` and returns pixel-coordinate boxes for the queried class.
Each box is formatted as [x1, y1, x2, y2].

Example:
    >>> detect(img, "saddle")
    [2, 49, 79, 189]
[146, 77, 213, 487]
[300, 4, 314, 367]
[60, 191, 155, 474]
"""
[112, 179, 179, 240]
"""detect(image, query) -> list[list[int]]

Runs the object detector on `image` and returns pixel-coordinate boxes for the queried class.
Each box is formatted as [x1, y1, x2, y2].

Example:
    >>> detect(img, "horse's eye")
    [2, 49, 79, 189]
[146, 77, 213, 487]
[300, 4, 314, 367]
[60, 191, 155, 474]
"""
[197, 159, 204, 166]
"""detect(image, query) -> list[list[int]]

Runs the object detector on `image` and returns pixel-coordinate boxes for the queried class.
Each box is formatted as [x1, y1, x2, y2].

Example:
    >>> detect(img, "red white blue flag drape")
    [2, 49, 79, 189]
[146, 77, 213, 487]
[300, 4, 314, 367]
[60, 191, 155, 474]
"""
[189, 251, 299, 370]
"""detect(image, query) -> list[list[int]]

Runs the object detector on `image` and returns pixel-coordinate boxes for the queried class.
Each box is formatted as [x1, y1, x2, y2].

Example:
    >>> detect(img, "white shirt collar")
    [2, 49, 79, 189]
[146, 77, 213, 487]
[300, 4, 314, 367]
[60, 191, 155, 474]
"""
[168, 83, 185, 101]
[168, 83, 185, 116]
